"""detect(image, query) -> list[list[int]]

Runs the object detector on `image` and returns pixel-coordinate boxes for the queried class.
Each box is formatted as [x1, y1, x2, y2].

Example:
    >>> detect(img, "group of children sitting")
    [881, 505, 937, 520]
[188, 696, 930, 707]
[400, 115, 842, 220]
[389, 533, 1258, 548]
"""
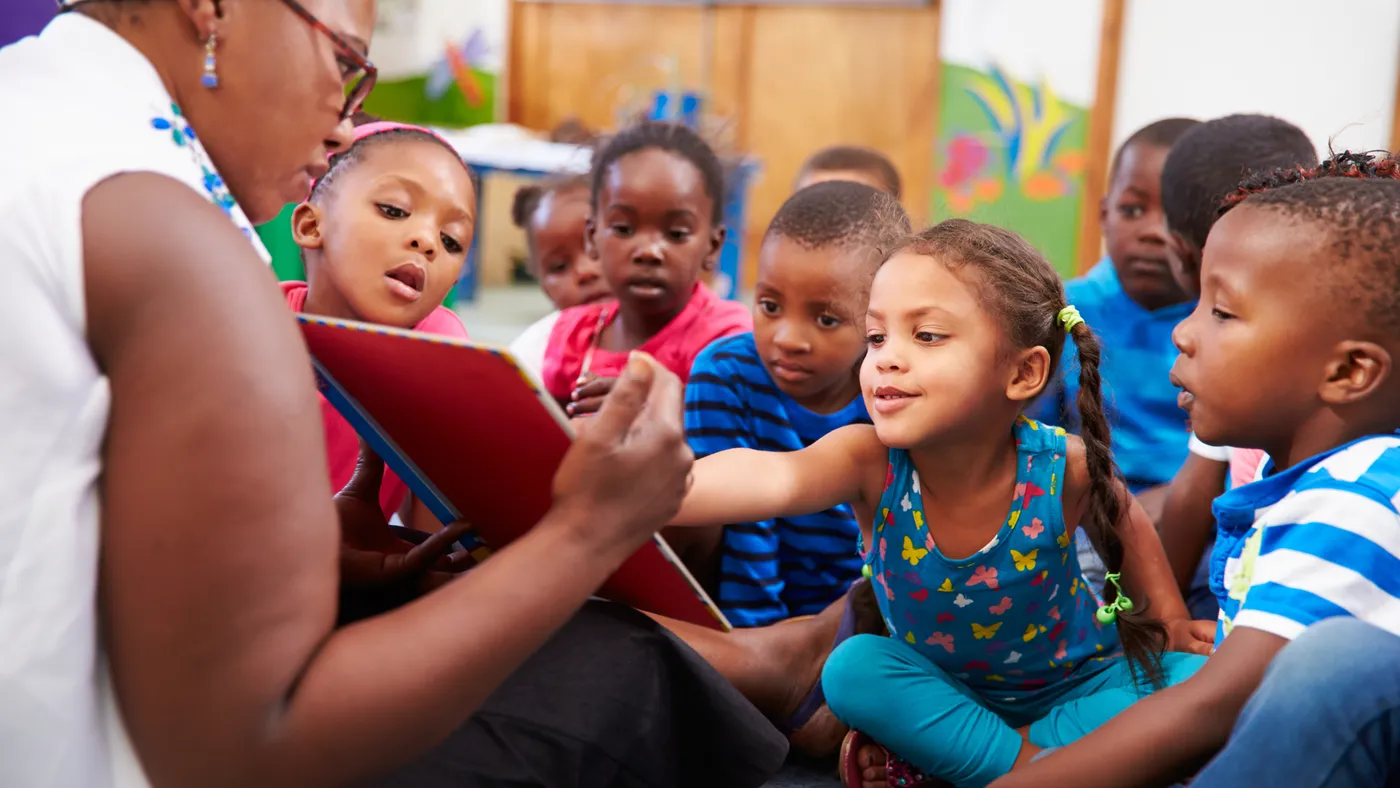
[284, 111, 1400, 788]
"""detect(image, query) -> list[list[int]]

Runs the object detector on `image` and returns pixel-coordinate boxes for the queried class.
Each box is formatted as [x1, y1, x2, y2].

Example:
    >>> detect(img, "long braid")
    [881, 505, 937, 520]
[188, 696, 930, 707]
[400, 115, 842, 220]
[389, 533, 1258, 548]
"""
[1070, 323, 1166, 686]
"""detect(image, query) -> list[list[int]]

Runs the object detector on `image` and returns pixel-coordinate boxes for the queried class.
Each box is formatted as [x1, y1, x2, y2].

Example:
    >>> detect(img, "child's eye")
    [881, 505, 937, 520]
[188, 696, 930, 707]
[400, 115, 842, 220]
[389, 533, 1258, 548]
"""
[545, 260, 569, 276]
[667, 229, 692, 242]
[1210, 307, 1235, 322]
[817, 315, 842, 329]
[1119, 205, 1146, 220]
[915, 331, 943, 343]
[441, 233, 463, 254]
[610, 223, 633, 237]
[865, 333, 886, 347]
[377, 203, 408, 219]
[757, 299, 780, 316]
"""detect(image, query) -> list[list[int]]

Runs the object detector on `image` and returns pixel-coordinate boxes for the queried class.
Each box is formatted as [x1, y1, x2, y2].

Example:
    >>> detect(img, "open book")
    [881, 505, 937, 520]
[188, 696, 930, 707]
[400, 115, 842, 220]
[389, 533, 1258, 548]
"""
[298, 313, 731, 631]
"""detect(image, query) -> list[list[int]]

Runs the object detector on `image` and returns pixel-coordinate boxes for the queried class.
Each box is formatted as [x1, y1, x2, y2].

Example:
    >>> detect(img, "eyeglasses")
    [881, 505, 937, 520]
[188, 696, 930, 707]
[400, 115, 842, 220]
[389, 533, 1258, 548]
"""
[58, 0, 376, 121]
[277, 0, 377, 120]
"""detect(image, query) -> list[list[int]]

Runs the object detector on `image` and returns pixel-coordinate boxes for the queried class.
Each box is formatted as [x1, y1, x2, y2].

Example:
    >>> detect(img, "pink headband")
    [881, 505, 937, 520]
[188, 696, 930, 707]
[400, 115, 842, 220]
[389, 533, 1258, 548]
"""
[345, 121, 455, 151]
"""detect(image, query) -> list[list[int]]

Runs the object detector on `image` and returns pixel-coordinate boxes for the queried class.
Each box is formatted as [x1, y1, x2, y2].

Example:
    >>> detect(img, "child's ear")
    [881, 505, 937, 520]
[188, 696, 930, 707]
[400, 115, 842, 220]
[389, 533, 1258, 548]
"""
[703, 225, 727, 272]
[1007, 345, 1052, 402]
[584, 216, 600, 259]
[1319, 340, 1392, 406]
[1098, 196, 1109, 226]
[291, 202, 325, 250]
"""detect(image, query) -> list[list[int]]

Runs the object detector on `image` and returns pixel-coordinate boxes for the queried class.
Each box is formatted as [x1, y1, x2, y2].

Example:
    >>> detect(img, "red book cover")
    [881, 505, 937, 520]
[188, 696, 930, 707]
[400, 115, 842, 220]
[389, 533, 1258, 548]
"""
[298, 314, 730, 631]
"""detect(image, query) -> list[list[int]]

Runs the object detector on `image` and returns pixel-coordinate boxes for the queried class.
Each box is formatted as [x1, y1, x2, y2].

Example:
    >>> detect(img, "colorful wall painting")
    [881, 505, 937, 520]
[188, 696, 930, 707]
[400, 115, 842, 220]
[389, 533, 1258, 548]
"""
[933, 0, 1102, 279]
[361, 0, 506, 128]
[933, 63, 1088, 278]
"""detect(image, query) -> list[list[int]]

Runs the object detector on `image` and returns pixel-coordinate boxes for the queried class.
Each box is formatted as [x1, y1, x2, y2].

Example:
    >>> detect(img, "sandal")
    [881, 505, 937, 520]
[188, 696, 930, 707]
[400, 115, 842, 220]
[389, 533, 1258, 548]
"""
[840, 730, 942, 788]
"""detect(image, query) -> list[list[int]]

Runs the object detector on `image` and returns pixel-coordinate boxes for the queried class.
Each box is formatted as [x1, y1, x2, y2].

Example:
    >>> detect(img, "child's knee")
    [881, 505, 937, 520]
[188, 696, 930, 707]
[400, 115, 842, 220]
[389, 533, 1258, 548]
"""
[821, 634, 899, 724]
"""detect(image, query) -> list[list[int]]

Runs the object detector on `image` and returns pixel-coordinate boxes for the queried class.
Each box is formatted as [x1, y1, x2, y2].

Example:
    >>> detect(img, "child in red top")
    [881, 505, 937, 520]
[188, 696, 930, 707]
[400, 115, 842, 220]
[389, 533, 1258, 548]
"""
[286, 121, 476, 525]
[540, 121, 752, 415]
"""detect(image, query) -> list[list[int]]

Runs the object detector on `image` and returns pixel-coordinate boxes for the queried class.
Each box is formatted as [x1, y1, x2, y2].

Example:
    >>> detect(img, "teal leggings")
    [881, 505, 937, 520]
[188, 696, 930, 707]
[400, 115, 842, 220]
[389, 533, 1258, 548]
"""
[822, 634, 1205, 788]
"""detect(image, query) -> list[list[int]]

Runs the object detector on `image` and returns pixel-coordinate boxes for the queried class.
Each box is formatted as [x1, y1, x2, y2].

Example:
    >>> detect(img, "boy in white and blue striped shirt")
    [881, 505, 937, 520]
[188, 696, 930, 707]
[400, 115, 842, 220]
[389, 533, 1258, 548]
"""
[993, 172, 1400, 788]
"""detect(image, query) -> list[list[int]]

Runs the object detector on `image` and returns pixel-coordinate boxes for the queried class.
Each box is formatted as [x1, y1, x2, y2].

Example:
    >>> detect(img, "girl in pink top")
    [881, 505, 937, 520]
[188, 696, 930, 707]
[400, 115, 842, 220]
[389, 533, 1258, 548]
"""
[285, 121, 476, 525]
[541, 122, 752, 415]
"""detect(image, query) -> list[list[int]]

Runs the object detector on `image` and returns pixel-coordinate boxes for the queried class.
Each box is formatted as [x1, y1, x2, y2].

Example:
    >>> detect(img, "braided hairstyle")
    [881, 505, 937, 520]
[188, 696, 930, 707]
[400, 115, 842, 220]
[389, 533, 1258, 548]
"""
[892, 219, 1166, 684]
[1220, 149, 1400, 211]
[307, 128, 468, 204]
[589, 121, 726, 223]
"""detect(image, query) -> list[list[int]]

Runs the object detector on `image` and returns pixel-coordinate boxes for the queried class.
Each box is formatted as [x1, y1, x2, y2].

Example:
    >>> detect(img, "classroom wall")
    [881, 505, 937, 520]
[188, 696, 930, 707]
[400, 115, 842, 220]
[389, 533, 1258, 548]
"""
[1112, 0, 1400, 157]
[507, 2, 941, 290]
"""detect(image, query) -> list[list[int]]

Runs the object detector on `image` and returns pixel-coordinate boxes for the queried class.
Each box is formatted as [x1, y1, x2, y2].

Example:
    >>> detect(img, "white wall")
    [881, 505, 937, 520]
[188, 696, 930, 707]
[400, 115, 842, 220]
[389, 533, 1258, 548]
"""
[940, 0, 1101, 105]
[1113, 0, 1400, 157]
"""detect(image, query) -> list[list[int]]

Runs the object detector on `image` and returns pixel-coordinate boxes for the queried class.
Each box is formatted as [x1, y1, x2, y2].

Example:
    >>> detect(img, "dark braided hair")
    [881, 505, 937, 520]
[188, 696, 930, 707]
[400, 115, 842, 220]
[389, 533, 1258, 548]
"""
[307, 128, 469, 203]
[1221, 149, 1400, 210]
[796, 145, 903, 199]
[891, 219, 1165, 685]
[1160, 114, 1315, 251]
[590, 122, 725, 223]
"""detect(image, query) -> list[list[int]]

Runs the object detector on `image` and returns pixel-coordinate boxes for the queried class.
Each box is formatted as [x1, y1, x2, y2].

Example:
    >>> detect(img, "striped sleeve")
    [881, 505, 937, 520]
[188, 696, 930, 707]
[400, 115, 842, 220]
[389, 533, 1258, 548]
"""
[1234, 486, 1400, 640]
[684, 341, 755, 458]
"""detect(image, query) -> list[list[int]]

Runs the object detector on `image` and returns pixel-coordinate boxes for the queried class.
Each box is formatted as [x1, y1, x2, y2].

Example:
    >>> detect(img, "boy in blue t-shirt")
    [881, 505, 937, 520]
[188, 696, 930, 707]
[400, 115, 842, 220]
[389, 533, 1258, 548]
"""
[1027, 118, 1200, 597]
[683, 180, 910, 627]
[993, 176, 1400, 788]
[1028, 118, 1201, 503]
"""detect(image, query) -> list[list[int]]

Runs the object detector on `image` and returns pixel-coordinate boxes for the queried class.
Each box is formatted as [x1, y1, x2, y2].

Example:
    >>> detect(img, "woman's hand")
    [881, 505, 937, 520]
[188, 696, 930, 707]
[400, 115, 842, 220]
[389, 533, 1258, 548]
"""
[551, 353, 693, 555]
[1164, 617, 1216, 656]
[335, 442, 475, 590]
[566, 373, 617, 417]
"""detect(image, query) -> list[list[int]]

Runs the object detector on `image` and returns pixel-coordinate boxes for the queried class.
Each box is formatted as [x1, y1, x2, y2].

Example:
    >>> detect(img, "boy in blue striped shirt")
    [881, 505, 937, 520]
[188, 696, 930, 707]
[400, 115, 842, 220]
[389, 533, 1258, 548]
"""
[683, 181, 910, 627]
[994, 176, 1400, 788]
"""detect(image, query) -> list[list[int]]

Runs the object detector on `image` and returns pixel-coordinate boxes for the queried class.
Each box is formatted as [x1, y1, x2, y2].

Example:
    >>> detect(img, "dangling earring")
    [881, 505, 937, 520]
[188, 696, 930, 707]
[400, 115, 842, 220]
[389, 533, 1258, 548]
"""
[201, 33, 219, 89]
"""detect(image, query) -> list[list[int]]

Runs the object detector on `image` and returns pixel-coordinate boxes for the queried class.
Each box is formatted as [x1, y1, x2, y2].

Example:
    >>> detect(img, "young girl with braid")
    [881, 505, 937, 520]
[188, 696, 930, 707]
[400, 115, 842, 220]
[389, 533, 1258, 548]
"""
[670, 219, 1213, 788]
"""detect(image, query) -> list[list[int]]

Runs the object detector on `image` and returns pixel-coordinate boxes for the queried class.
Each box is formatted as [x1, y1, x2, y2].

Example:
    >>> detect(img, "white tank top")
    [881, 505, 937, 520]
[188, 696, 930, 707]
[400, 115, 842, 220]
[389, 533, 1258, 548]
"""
[0, 14, 265, 786]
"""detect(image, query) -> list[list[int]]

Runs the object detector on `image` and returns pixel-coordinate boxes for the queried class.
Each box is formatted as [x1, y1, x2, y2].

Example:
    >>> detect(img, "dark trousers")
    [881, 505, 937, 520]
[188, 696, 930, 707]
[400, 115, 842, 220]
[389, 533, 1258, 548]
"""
[344, 548, 787, 788]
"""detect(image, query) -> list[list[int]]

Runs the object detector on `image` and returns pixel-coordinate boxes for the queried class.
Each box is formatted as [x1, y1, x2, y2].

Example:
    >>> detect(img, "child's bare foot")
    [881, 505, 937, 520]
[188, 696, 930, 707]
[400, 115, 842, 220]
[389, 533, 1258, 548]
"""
[854, 740, 888, 788]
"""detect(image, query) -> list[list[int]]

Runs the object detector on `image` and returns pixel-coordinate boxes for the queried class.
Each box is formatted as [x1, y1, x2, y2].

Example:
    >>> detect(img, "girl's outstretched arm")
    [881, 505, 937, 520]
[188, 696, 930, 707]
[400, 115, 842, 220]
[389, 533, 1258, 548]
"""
[989, 628, 1285, 788]
[670, 424, 886, 528]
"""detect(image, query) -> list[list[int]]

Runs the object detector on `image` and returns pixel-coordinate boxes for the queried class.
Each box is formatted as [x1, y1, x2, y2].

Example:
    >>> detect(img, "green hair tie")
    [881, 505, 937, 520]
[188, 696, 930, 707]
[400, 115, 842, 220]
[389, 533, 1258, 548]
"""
[1057, 305, 1085, 333]
[1095, 572, 1135, 624]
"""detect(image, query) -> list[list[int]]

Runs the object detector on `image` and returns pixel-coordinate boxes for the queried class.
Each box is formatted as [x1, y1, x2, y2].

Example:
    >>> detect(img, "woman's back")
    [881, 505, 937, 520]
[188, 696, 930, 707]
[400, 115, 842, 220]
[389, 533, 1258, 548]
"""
[0, 14, 270, 786]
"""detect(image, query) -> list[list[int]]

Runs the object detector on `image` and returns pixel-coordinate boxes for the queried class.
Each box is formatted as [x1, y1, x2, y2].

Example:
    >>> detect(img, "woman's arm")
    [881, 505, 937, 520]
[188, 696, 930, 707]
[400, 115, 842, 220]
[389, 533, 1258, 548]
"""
[669, 424, 884, 528]
[1158, 452, 1228, 594]
[87, 174, 693, 788]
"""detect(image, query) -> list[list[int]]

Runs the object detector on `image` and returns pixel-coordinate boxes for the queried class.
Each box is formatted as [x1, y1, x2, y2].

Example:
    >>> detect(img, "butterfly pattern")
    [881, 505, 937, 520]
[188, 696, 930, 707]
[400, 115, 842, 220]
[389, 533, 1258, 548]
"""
[862, 416, 1121, 701]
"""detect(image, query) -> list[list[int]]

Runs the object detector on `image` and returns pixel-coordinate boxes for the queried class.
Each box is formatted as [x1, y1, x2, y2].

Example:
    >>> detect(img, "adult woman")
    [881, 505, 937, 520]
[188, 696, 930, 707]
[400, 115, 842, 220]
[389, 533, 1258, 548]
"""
[0, 1, 782, 786]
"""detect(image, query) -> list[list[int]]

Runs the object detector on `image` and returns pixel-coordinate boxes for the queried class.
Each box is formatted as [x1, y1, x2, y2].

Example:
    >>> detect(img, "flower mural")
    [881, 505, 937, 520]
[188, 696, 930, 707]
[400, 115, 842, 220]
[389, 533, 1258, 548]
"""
[933, 64, 1089, 277]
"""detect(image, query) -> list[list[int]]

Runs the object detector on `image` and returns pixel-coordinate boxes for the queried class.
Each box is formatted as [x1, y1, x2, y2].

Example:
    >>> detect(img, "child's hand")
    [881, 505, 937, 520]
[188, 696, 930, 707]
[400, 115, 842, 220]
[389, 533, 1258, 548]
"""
[1164, 618, 1216, 656]
[567, 374, 617, 417]
[335, 441, 475, 589]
